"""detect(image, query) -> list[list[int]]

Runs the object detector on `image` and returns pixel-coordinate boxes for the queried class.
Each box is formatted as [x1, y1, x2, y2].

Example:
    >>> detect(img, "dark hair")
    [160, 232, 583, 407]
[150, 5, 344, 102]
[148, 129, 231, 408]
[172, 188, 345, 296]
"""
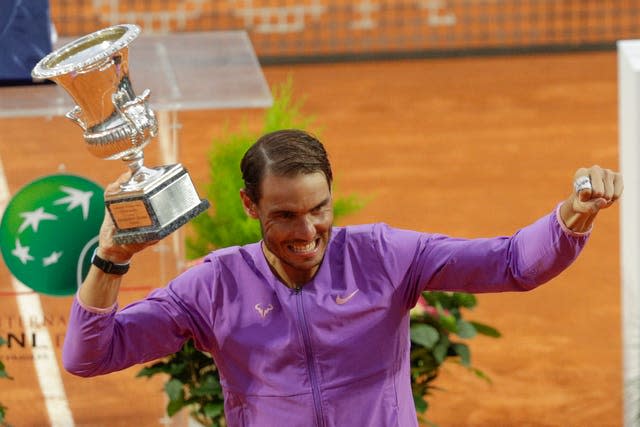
[240, 129, 333, 203]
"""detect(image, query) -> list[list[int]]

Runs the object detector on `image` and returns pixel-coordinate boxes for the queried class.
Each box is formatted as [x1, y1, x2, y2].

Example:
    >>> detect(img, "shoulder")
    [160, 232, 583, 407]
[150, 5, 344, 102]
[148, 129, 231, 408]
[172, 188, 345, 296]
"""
[330, 223, 377, 247]
[172, 242, 263, 287]
[330, 222, 419, 256]
[167, 242, 264, 302]
[331, 222, 391, 238]
[330, 224, 442, 277]
[201, 242, 262, 268]
[332, 223, 429, 246]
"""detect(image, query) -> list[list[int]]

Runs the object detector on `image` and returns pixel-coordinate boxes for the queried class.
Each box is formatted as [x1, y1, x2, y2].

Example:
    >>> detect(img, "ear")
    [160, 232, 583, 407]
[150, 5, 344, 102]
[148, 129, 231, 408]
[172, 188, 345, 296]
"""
[240, 189, 259, 219]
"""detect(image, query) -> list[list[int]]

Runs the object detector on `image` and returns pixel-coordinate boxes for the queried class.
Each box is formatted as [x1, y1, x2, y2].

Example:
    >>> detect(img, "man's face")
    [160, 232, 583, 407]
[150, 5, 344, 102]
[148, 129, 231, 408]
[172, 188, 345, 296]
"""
[241, 171, 333, 286]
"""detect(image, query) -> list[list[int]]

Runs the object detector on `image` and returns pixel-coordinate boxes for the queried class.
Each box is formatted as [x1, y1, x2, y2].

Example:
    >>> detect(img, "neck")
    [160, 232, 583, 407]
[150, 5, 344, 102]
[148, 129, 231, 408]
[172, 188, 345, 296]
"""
[261, 242, 315, 289]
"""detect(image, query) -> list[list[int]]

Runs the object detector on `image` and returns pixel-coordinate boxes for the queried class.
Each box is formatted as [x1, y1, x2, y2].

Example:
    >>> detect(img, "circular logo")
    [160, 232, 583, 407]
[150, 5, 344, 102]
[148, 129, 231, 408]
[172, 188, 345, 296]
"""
[0, 174, 104, 296]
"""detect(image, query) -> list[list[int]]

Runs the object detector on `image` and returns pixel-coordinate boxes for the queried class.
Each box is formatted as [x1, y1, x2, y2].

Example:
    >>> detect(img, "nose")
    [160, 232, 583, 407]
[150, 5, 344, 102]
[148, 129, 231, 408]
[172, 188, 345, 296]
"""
[293, 214, 316, 240]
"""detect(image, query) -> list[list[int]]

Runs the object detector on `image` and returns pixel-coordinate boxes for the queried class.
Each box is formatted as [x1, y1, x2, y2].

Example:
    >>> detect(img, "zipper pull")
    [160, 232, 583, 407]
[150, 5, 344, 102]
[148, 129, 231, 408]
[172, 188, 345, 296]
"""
[293, 286, 302, 294]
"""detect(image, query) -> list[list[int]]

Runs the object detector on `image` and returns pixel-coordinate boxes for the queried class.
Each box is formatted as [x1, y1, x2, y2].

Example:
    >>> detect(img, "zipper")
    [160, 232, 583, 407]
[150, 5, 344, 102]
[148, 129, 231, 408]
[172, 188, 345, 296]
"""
[294, 287, 325, 427]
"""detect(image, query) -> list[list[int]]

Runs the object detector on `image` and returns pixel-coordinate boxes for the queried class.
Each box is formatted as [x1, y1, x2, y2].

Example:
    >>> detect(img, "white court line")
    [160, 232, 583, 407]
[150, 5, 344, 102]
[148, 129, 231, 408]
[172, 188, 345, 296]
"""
[0, 155, 75, 426]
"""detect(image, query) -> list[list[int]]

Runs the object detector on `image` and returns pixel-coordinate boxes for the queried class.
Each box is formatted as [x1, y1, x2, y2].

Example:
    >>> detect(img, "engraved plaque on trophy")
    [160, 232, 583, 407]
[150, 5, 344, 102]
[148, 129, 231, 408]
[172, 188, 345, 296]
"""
[31, 24, 209, 244]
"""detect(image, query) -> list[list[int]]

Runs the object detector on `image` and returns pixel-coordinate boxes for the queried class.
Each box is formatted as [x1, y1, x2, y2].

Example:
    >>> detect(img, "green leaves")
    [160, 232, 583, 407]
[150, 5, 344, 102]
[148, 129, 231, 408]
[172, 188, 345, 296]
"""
[333, 193, 366, 221]
[203, 402, 224, 419]
[264, 76, 313, 133]
[470, 321, 502, 338]
[451, 343, 471, 366]
[137, 340, 225, 425]
[0, 361, 11, 380]
[456, 320, 477, 339]
[413, 393, 429, 414]
[186, 126, 262, 258]
[136, 360, 172, 378]
[422, 291, 477, 310]
[191, 375, 222, 398]
[165, 379, 186, 416]
[410, 291, 501, 417]
[410, 324, 439, 349]
[432, 336, 450, 364]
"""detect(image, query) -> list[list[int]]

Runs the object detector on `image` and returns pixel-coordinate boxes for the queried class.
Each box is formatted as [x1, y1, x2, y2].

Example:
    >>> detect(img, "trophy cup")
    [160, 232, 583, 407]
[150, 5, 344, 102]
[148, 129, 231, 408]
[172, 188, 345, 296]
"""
[31, 24, 209, 244]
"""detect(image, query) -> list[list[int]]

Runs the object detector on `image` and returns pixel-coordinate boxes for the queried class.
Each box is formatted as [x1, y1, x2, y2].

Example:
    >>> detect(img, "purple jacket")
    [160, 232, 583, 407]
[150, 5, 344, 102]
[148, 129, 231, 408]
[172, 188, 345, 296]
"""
[63, 208, 589, 426]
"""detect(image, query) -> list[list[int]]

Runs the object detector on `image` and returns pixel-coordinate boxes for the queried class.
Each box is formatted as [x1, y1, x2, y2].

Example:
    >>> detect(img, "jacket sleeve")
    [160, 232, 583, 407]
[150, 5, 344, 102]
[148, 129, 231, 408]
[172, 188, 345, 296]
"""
[373, 204, 591, 309]
[62, 260, 216, 377]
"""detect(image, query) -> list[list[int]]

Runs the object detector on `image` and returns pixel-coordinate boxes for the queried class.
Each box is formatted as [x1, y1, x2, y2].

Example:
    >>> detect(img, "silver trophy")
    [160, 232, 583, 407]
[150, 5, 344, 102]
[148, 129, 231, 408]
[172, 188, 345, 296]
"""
[32, 24, 209, 244]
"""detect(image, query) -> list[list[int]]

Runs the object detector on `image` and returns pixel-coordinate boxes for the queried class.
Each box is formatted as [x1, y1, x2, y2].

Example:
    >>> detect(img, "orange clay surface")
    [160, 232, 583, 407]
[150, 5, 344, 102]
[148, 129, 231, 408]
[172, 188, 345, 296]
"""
[0, 50, 621, 426]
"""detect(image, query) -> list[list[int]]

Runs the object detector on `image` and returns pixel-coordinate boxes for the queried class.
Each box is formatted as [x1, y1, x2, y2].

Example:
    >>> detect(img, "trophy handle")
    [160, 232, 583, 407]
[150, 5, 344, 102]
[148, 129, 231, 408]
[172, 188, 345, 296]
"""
[112, 88, 158, 147]
[65, 106, 87, 131]
[111, 86, 161, 191]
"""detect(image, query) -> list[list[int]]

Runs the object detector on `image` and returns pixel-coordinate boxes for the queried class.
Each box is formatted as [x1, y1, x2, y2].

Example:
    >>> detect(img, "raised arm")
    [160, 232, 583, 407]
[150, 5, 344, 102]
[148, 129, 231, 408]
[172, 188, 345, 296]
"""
[63, 174, 167, 377]
[378, 165, 623, 306]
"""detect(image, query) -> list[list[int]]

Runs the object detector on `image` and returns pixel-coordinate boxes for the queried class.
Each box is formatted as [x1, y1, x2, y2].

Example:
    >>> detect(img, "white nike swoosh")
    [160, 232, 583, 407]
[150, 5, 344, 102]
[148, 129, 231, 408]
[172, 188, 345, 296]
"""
[335, 289, 360, 305]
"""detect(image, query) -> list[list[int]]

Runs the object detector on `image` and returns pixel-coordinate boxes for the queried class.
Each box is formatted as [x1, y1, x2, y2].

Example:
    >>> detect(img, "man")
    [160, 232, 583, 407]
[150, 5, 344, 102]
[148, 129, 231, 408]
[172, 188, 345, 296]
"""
[63, 129, 623, 426]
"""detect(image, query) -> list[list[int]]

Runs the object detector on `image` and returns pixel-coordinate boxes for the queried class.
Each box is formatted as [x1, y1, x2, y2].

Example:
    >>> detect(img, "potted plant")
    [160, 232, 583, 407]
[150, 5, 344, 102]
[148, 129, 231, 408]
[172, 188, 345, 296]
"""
[138, 79, 500, 426]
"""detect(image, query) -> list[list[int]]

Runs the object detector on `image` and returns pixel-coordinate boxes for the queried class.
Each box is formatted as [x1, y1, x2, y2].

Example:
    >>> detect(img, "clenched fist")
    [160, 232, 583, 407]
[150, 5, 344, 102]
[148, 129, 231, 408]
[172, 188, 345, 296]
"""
[560, 165, 623, 232]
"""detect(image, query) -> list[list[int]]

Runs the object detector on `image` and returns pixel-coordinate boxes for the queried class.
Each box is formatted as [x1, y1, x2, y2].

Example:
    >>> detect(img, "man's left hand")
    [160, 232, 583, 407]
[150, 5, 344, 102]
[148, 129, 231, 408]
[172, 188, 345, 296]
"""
[560, 165, 623, 233]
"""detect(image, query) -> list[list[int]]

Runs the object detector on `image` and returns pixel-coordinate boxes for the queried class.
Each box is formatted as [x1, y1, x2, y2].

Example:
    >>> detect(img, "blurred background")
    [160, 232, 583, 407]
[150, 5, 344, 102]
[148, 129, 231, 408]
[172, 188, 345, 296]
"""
[49, 1, 640, 62]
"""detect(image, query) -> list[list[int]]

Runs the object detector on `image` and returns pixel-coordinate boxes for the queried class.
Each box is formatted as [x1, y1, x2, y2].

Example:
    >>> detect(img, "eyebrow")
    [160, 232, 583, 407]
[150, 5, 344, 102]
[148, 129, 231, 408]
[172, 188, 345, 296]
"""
[312, 197, 332, 211]
[271, 197, 332, 217]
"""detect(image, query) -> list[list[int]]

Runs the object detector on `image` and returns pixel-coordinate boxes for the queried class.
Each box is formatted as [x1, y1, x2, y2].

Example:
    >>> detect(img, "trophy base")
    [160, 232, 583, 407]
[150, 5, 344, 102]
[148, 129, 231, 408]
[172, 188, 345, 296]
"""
[105, 164, 210, 244]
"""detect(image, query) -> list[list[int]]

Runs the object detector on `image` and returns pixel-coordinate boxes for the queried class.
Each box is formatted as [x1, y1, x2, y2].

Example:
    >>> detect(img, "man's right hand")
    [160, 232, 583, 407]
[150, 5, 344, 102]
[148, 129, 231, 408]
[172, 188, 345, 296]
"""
[96, 172, 158, 264]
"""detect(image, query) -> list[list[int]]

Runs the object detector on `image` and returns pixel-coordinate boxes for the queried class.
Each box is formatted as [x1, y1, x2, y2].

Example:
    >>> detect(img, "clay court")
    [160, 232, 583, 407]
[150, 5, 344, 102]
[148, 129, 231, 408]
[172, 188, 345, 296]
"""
[0, 1, 630, 426]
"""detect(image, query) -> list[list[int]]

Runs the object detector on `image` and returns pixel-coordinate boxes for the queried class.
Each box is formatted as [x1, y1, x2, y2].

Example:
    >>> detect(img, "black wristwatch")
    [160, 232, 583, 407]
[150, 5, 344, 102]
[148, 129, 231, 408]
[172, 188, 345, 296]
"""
[91, 250, 130, 275]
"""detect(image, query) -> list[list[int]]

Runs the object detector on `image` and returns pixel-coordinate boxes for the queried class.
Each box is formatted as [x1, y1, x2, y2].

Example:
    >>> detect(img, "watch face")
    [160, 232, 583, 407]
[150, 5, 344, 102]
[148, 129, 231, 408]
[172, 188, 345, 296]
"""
[0, 174, 104, 296]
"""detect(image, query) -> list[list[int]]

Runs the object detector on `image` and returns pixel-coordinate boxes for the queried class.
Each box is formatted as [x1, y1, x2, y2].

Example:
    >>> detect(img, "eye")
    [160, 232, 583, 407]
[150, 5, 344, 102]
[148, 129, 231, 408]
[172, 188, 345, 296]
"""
[313, 203, 331, 215]
[278, 212, 295, 220]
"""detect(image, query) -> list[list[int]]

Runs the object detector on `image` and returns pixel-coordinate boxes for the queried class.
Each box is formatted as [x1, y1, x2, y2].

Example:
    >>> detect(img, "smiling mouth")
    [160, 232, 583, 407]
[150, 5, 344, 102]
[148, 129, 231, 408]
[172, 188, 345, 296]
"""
[288, 239, 319, 255]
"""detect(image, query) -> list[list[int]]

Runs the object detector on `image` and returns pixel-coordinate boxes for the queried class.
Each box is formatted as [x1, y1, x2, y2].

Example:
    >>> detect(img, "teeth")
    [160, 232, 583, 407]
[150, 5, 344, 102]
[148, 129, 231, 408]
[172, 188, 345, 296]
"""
[290, 241, 316, 253]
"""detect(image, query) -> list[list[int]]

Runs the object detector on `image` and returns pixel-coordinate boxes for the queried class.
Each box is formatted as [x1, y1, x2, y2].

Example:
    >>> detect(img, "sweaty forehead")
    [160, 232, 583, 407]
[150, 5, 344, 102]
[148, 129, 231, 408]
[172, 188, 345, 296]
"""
[259, 172, 331, 209]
